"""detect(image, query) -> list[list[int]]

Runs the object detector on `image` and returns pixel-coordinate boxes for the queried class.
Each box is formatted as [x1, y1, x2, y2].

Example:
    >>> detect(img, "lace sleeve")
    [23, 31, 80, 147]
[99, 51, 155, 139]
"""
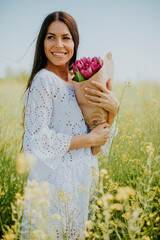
[23, 75, 72, 170]
[101, 120, 118, 156]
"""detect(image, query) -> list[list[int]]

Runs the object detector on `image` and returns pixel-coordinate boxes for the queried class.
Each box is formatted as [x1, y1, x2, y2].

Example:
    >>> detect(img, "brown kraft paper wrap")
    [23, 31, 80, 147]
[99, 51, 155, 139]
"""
[72, 52, 114, 155]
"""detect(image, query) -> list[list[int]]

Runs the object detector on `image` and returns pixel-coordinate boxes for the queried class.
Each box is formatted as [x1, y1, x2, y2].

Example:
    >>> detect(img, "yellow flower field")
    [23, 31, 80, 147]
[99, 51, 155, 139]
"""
[0, 75, 160, 239]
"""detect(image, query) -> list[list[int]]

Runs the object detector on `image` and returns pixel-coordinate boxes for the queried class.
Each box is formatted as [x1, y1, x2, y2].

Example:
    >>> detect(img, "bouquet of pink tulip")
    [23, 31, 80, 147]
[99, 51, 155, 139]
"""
[72, 52, 114, 155]
[72, 57, 103, 82]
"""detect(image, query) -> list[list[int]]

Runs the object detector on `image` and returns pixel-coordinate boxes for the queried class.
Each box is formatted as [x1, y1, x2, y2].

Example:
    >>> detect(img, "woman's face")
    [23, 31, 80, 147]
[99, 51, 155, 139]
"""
[44, 20, 74, 69]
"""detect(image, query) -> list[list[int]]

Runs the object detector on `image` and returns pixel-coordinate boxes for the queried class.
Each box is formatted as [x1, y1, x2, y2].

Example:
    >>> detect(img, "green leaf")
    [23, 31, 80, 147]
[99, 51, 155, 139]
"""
[75, 70, 85, 82]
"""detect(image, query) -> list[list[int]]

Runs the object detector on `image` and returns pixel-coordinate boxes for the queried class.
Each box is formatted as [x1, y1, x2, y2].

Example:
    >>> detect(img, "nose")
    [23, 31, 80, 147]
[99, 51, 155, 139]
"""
[55, 38, 63, 48]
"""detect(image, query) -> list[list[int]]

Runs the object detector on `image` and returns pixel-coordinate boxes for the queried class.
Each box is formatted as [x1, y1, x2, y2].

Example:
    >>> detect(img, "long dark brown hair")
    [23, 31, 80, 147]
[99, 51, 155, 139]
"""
[26, 11, 79, 91]
[21, 11, 79, 150]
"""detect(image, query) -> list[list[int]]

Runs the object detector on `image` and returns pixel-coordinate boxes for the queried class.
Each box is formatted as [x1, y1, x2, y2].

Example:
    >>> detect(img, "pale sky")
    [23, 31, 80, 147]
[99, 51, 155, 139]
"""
[0, 0, 160, 82]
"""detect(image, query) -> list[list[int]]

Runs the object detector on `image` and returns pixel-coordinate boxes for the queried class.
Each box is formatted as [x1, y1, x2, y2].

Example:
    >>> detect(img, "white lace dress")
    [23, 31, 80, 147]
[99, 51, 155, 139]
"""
[21, 69, 115, 240]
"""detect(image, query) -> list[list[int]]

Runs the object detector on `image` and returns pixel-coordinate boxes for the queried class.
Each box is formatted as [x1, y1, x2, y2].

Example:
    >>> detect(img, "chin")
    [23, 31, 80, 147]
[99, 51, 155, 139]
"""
[52, 59, 70, 67]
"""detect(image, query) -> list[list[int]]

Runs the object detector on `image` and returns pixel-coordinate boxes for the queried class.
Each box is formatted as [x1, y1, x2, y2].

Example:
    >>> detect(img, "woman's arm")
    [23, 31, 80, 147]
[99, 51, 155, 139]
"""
[83, 79, 119, 155]
[68, 134, 93, 151]
[24, 76, 72, 170]
[24, 75, 109, 169]
[68, 122, 109, 152]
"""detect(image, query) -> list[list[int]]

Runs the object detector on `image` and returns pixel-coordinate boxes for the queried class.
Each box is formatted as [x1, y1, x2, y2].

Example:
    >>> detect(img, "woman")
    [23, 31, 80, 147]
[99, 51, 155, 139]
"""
[22, 11, 119, 239]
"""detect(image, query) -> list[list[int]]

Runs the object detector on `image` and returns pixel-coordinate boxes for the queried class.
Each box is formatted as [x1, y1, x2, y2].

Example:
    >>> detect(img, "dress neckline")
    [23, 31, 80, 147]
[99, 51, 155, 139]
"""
[42, 68, 74, 87]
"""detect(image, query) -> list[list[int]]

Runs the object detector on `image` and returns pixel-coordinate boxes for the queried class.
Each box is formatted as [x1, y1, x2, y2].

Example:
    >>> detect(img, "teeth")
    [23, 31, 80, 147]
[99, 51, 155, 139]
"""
[52, 53, 66, 56]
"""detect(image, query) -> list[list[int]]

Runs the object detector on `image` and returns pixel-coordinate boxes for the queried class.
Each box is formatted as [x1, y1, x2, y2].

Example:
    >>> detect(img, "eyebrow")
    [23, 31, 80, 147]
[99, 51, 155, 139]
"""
[46, 33, 70, 36]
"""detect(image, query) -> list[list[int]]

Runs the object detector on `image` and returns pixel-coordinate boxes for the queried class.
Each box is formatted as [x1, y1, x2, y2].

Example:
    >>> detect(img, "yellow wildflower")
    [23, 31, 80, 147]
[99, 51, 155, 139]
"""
[86, 220, 94, 230]
[155, 216, 160, 222]
[149, 212, 157, 218]
[99, 169, 108, 178]
[81, 230, 89, 238]
[91, 204, 99, 211]
[16, 152, 29, 174]
[3, 233, 16, 240]
[146, 221, 150, 226]
[102, 193, 114, 202]
[110, 203, 123, 211]
[142, 236, 150, 240]
[145, 145, 154, 154]
[61, 198, 66, 203]
[97, 199, 103, 206]
[0, 185, 5, 196]
[67, 196, 71, 201]
[116, 186, 135, 201]
[122, 212, 132, 220]
[152, 99, 158, 105]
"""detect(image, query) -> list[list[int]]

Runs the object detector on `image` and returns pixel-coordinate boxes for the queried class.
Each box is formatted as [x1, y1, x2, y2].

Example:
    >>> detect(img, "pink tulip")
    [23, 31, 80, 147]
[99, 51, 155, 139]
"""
[73, 56, 103, 81]
[81, 66, 93, 79]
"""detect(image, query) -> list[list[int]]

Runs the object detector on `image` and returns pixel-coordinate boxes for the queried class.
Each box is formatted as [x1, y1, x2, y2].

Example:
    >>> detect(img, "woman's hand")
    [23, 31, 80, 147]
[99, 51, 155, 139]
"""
[89, 122, 109, 156]
[89, 122, 109, 146]
[84, 79, 119, 126]
[91, 146, 102, 155]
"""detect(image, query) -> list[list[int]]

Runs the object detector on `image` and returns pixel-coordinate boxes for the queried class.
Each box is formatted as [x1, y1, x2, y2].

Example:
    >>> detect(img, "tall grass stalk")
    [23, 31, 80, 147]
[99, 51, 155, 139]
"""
[0, 78, 160, 239]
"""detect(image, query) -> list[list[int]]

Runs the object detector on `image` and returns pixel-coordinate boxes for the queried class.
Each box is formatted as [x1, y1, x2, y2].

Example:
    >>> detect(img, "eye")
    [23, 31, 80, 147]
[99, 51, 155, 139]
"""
[63, 37, 70, 40]
[47, 35, 55, 40]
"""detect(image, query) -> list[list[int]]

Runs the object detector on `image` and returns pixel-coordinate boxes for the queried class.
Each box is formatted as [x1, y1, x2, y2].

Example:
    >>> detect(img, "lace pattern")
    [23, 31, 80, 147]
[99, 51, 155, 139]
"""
[22, 69, 114, 239]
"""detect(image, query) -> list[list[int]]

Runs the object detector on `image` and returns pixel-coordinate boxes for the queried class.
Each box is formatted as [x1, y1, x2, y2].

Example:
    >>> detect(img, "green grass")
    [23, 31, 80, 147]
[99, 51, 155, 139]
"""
[0, 82, 28, 237]
[0, 78, 160, 239]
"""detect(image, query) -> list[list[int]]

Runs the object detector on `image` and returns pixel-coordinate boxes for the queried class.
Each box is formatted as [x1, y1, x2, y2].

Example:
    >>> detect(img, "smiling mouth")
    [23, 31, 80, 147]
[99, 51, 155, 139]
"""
[51, 52, 67, 56]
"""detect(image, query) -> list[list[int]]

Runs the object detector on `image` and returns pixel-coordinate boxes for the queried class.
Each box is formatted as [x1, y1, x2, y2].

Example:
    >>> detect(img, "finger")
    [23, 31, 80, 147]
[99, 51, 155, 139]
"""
[90, 81, 109, 94]
[84, 87, 107, 98]
[103, 122, 109, 127]
[88, 98, 112, 112]
[87, 100, 103, 107]
[87, 100, 106, 107]
[85, 94, 107, 103]
[106, 78, 112, 91]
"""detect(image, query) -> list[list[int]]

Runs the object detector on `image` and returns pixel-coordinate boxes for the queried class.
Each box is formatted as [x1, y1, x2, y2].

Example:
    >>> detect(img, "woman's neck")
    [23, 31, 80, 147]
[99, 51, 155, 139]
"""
[45, 63, 70, 82]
